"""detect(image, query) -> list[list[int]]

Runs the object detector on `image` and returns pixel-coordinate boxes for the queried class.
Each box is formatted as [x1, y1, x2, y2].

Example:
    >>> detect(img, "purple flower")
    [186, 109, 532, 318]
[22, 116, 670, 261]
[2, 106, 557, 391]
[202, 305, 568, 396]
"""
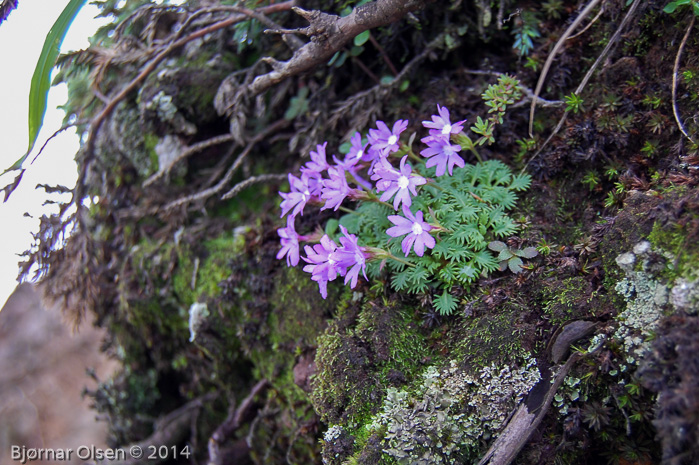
[422, 105, 466, 142]
[302, 142, 331, 176]
[372, 155, 426, 210]
[302, 235, 340, 299]
[386, 208, 436, 257]
[368, 120, 408, 156]
[335, 132, 370, 169]
[321, 167, 351, 211]
[280, 173, 312, 218]
[333, 225, 369, 289]
[277, 216, 300, 266]
[420, 137, 465, 177]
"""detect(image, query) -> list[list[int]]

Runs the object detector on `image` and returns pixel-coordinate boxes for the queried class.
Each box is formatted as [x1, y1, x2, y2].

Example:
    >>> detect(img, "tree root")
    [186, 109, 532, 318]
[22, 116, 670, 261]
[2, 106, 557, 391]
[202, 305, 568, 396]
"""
[100, 393, 216, 465]
[207, 379, 269, 465]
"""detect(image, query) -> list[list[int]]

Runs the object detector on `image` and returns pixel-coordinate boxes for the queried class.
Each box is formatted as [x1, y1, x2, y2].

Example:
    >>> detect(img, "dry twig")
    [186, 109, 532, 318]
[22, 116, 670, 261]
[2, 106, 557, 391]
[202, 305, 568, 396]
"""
[76, 1, 298, 202]
[528, 0, 603, 136]
[672, 15, 697, 145]
[524, 0, 643, 171]
[217, 0, 432, 117]
[162, 119, 290, 211]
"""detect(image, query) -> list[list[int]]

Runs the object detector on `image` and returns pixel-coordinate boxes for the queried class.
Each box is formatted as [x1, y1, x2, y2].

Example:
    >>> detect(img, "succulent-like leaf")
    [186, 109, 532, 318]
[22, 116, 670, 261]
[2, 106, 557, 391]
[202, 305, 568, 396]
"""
[508, 256, 524, 273]
[488, 240, 508, 252]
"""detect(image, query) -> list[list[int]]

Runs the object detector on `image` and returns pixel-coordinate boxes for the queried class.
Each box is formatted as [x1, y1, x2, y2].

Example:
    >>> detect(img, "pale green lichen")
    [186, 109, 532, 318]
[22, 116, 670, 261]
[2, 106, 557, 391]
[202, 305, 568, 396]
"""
[362, 357, 541, 464]
[613, 242, 670, 362]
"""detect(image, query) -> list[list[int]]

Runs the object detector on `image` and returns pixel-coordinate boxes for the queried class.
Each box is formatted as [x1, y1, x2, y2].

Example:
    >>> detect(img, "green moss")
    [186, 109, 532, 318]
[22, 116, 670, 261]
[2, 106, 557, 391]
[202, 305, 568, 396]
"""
[310, 298, 430, 435]
[542, 276, 599, 326]
[451, 303, 528, 369]
[648, 220, 699, 279]
[173, 233, 246, 306]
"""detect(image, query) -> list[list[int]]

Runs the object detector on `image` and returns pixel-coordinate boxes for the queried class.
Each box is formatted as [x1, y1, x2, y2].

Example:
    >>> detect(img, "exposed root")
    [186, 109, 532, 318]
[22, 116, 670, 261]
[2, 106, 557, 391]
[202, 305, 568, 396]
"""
[162, 119, 290, 211]
[102, 393, 216, 465]
[216, 0, 432, 118]
[76, 1, 298, 203]
[672, 15, 697, 145]
[143, 134, 239, 187]
[221, 173, 288, 200]
[207, 379, 269, 465]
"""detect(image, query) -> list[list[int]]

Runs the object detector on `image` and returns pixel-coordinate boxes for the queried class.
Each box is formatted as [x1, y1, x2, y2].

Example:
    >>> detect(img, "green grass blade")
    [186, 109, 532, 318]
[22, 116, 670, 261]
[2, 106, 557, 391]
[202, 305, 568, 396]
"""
[5, 0, 86, 175]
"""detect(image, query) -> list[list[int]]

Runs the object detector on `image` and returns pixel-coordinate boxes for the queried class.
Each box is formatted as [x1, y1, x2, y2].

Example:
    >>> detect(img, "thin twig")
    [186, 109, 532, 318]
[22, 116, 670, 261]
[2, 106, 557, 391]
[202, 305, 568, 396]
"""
[567, 2, 605, 40]
[528, 0, 603, 137]
[672, 14, 696, 144]
[208, 380, 269, 465]
[524, 0, 642, 172]
[30, 120, 88, 165]
[143, 134, 238, 187]
[369, 34, 398, 76]
[162, 119, 289, 211]
[221, 173, 288, 200]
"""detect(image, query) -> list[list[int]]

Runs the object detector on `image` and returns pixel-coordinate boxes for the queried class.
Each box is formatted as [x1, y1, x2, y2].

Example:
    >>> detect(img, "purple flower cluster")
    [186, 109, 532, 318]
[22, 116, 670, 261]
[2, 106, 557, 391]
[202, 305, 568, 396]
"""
[277, 105, 466, 297]
[420, 104, 467, 176]
[302, 226, 369, 298]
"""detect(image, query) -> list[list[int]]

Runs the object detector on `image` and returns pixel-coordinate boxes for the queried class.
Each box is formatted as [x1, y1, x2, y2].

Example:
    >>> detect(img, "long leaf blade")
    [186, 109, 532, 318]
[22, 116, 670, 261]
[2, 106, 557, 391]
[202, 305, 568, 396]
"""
[20, 0, 85, 170]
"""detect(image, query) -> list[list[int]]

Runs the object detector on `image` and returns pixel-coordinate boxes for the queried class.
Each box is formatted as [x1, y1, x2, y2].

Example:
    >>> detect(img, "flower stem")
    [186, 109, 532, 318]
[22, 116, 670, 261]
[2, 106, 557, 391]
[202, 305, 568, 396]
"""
[338, 206, 355, 215]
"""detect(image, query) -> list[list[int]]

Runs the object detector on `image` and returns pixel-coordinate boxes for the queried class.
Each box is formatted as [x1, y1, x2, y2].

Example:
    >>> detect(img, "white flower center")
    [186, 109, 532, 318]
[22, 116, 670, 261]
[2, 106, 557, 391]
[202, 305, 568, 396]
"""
[387, 135, 398, 146]
[354, 149, 364, 160]
[328, 257, 336, 265]
[411, 222, 423, 235]
[441, 124, 452, 135]
[444, 147, 454, 156]
[397, 175, 409, 189]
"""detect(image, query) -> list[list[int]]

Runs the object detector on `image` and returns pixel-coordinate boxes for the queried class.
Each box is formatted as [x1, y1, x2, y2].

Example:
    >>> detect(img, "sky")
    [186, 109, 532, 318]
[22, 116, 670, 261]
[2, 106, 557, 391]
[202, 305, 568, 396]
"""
[0, 1, 108, 308]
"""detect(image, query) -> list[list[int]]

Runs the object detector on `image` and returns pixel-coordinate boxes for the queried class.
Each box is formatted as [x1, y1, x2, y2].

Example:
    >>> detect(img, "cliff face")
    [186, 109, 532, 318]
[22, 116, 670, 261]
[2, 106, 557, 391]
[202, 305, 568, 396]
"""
[0, 283, 117, 465]
[21, 1, 699, 464]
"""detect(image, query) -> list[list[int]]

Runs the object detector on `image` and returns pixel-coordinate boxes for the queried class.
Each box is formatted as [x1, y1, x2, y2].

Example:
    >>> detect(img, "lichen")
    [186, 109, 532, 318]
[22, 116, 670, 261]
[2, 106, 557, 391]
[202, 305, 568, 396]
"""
[613, 242, 671, 362]
[357, 357, 541, 464]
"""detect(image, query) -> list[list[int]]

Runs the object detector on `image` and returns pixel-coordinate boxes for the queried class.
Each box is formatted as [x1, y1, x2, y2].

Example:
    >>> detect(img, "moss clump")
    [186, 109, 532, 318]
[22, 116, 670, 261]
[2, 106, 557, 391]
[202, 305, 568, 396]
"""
[310, 297, 430, 447]
[648, 220, 699, 280]
[173, 230, 248, 307]
[541, 276, 600, 326]
[450, 302, 531, 369]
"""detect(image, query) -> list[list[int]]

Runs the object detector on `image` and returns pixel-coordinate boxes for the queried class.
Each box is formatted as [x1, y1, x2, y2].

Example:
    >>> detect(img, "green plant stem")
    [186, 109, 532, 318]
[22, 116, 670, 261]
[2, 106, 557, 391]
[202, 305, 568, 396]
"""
[338, 206, 356, 215]
[387, 253, 415, 268]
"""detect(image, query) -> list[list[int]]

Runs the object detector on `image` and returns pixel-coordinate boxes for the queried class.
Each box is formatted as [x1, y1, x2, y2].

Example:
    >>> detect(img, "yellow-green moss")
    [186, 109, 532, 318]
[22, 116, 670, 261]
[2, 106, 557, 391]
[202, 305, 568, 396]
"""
[648, 220, 699, 279]
[172, 233, 246, 306]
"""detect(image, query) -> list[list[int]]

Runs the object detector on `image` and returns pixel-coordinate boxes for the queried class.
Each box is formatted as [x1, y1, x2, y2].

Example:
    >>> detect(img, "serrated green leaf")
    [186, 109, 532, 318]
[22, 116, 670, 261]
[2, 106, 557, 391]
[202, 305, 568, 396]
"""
[474, 250, 499, 271]
[510, 173, 532, 191]
[392, 271, 411, 291]
[434, 290, 458, 316]
[6, 0, 86, 177]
